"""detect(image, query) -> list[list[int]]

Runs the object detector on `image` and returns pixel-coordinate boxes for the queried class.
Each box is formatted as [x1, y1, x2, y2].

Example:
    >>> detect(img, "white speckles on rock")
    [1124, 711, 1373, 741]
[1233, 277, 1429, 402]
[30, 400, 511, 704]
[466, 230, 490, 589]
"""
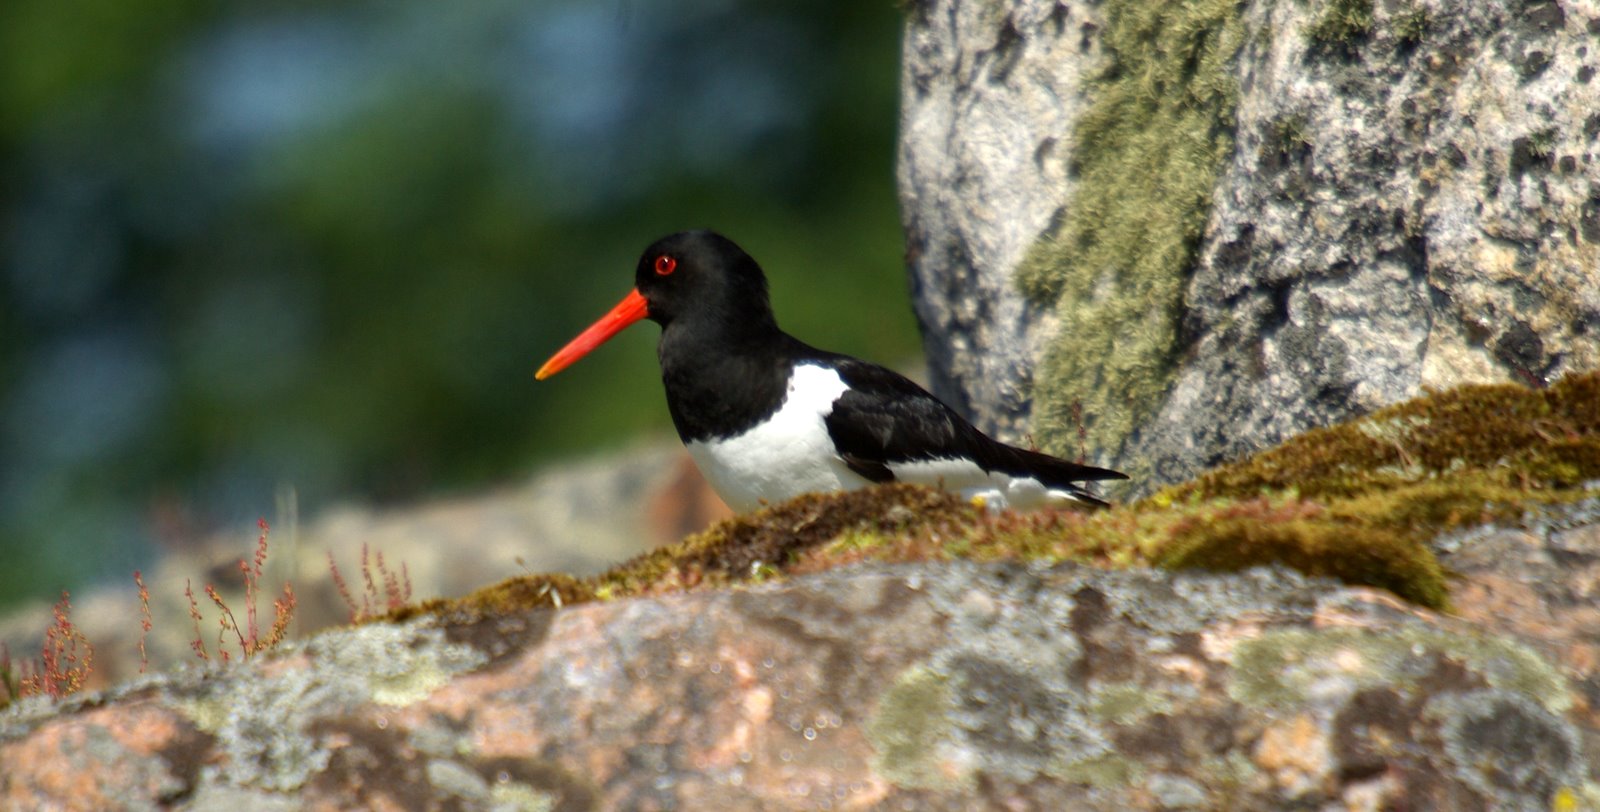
[174, 620, 486, 791]
[1141, 0, 1600, 486]
[314, 622, 486, 707]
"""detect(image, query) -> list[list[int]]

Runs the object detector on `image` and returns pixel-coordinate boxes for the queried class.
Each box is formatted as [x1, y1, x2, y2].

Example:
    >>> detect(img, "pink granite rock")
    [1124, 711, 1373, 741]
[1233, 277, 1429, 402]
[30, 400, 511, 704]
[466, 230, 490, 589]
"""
[4, 506, 1598, 809]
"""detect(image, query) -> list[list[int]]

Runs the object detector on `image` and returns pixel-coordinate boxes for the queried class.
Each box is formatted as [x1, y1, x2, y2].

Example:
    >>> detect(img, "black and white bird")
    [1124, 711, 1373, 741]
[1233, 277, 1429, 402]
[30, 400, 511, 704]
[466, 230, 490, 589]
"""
[536, 230, 1126, 512]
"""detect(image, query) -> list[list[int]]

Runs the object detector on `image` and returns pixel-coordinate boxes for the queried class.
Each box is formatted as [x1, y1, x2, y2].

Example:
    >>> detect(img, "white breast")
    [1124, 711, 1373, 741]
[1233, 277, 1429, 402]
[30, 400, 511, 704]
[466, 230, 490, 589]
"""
[684, 364, 872, 512]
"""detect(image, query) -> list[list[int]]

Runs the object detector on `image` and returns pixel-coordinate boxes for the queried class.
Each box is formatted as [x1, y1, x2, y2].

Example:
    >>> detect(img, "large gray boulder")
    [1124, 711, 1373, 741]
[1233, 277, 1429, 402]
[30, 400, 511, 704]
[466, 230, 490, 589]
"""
[900, 0, 1600, 491]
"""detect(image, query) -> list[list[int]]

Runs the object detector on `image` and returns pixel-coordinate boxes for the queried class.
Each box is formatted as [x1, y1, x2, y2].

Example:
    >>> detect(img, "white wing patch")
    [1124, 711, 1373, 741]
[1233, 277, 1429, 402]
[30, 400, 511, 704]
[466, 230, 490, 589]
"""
[685, 364, 870, 512]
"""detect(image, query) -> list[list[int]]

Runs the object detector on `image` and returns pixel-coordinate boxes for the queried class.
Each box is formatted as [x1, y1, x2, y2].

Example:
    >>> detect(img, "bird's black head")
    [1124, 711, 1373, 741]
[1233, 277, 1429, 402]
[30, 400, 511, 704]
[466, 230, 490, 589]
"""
[633, 230, 773, 330]
[535, 230, 779, 380]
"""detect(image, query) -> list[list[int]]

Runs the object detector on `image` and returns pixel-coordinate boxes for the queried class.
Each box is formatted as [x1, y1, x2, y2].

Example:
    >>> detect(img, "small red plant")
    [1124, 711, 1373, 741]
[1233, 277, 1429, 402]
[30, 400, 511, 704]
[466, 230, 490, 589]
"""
[134, 570, 153, 674]
[184, 579, 207, 662]
[329, 543, 413, 623]
[184, 519, 296, 663]
[3, 592, 96, 700]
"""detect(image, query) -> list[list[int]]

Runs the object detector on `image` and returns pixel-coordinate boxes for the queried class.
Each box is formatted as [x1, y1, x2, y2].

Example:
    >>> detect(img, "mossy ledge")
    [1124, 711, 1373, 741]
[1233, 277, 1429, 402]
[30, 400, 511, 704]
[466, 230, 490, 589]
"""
[386, 484, 979, 623]
[395, 371, 1600, 620]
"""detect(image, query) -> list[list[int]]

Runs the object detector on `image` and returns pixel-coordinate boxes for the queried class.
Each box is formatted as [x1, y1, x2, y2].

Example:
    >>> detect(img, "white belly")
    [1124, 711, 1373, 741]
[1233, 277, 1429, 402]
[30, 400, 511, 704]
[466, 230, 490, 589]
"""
[685, 364, 872, 513]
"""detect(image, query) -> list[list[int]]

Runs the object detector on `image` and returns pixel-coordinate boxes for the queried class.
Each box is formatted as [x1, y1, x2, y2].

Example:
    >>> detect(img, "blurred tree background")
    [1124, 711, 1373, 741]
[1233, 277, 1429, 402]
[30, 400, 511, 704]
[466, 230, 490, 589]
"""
[0, 0, 919, 611]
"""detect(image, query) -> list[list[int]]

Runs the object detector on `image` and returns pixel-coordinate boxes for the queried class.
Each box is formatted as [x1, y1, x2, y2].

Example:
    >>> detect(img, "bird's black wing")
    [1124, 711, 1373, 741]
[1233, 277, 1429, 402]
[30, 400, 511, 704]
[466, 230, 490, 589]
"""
[817, 354, 1127, 489]
[821, 360, 964, 482]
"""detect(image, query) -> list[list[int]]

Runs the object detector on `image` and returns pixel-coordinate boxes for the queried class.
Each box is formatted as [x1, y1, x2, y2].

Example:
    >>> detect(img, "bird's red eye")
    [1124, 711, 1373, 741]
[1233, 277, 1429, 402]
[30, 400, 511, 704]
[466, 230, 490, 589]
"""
[654, 255, 677, 276]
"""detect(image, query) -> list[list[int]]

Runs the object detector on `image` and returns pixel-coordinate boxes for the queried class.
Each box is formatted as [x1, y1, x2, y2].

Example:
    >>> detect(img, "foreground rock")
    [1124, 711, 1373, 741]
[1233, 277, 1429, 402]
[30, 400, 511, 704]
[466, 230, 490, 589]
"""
[4, 504, 1599, 810]
[901, 0, 1600, 492]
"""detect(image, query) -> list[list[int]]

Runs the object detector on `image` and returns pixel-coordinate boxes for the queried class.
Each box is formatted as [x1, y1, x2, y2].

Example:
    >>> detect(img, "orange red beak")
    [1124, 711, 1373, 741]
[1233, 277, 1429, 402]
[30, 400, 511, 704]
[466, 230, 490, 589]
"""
[536, 288, 650, 380]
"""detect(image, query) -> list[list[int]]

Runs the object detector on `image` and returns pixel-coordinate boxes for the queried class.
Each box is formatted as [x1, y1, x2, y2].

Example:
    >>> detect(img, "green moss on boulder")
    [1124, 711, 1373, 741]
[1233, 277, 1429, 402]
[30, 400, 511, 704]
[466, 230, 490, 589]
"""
[1016, 0, 1247, 470]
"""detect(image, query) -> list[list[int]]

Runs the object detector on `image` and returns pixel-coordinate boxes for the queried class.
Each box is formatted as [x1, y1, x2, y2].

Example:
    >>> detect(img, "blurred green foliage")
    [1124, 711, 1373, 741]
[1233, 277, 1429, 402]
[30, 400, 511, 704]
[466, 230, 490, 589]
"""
[0, 0, 918, 610]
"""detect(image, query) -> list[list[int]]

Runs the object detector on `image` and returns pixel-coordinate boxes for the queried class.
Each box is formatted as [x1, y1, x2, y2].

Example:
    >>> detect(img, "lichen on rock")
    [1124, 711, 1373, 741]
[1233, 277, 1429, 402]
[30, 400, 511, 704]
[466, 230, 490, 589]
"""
[173, 621, 485, 792]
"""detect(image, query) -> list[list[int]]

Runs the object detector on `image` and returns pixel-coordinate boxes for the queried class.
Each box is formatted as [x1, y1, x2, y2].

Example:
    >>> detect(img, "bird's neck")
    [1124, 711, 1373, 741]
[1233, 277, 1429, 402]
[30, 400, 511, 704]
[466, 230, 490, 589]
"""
[657, 316, 795, 443]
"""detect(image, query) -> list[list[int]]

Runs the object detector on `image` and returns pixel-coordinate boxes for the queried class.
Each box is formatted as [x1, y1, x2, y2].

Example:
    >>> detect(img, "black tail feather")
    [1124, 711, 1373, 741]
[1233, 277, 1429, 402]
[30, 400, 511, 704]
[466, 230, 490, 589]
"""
[992, 443, 1128, 488]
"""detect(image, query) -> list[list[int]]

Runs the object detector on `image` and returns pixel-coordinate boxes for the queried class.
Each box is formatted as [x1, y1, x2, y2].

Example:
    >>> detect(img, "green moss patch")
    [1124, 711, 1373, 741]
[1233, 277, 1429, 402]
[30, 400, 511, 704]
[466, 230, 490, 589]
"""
[1016, 0, 1247, 469]
[1153, 498, 1450, 607]
[1138, 372, 1600, 607]
[1306, 0, 1375, 45]
[397, 373, 1600, 621]
[1165, 370, 1600, 501]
